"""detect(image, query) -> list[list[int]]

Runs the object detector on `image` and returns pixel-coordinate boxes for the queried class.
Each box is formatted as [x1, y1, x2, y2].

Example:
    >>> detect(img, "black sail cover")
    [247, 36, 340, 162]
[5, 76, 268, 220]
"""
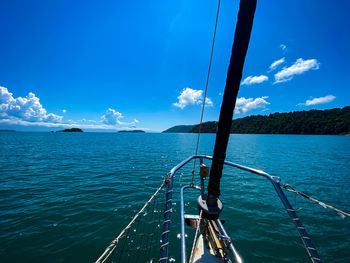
[207, 0, 257, 204]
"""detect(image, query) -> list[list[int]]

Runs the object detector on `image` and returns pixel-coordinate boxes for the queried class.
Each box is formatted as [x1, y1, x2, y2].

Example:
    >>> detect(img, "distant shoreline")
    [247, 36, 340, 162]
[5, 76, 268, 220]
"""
[0, 131, 348, 135]
[118, 130, 145, 133]
[163, 106, 350, 135]
[0, 129, 16, 132]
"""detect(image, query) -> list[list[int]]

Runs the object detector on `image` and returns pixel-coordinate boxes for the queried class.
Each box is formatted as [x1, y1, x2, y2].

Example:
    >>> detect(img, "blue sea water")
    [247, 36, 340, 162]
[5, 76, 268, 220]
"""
[0, 132, 349, 262]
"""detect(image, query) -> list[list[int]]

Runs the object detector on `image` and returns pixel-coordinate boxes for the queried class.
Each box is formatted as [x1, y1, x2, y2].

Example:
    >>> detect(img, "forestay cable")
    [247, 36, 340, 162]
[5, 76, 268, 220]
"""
[191, 0, 221, 185]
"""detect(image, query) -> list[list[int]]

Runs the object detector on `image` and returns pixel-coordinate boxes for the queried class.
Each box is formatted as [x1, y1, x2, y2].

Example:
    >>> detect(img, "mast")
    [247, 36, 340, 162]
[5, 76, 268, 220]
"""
[207, 0, 257, 205]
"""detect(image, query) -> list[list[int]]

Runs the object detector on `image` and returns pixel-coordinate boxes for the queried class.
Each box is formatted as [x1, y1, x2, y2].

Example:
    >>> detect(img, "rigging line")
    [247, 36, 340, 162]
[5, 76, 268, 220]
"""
[191, 0, 221, 185]
[281, 184, 350, 217]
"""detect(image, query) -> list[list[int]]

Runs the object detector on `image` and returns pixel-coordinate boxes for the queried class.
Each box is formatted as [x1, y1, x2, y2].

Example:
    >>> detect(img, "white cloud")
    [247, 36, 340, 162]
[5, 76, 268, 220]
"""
[280, 44, 287, 51]
[0, 117, 148, 131]
[298, 95, 336, 106]
[0, 117, 74, 128]
[274, 58, 320, 83]
[269, 57, 285, 71]
[101, 108, 123, 125]
[205, 97, 213, 107]
[241, 75, 268, 85]
[234, 96, 270, 114]
[0, 86, 63, 122]
[101, 108, 139, 126]
[173, 87, 213, 109]
[76, 118, 98, 124]
[0, 86, 142, 130]
[117, 119, 139, 126]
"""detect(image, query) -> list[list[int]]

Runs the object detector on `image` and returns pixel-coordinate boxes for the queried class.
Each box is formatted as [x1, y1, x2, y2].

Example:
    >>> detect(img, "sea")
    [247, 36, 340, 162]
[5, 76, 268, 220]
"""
[0, 132, 349, 263]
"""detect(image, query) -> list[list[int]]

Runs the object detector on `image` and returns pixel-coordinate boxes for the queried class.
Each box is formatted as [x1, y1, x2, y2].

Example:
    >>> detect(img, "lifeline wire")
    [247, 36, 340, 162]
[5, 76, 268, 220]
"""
[281, 183, 350, 218]
[191, 0, 221, 185]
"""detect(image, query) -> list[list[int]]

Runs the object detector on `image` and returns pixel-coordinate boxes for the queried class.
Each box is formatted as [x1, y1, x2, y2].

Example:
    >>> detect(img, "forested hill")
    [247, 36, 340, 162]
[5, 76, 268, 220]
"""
[188, 106, 350, 135]
[162, 125, 194, 133]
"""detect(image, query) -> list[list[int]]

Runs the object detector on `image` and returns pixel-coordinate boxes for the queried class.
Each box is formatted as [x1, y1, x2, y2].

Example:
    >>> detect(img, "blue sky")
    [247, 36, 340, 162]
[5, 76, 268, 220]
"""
[0, 0, 349, 132]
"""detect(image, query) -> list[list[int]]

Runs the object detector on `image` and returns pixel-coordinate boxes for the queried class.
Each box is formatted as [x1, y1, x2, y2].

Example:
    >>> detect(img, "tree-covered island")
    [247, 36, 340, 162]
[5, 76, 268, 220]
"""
[60, 128, 83, 132]
[163, 106, 350, 135]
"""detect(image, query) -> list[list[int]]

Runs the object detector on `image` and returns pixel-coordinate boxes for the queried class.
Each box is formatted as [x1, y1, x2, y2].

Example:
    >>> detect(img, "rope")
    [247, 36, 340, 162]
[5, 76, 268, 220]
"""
[95, 178, 167, 263]
[191, 0, 221, 185]
[281, 184, 350, 218]
[189, 210, 203, 263]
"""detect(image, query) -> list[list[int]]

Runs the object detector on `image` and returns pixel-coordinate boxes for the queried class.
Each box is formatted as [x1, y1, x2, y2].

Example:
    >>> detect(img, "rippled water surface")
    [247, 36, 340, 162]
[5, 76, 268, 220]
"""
[0, 132, 349, 262]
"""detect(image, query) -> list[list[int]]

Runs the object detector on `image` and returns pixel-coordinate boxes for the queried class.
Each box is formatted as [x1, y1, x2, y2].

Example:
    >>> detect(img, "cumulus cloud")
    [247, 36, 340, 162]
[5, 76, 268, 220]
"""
[0, 107, 142, 130]
[173, 87, 213, 109]
[0, 117, 148, 131]
[298, 95, 336, 106]
[101, 108, 139, 126]
[205, 97, 213, 107]
[241, 75, 268, 85]
[101, 108, 123, 125]
[0, 86, 143, 130]
[269, 57, 285, 71]
[274, 58, 320, 83]
[0, 86, 63, 122]
[234, 96, 270, 114]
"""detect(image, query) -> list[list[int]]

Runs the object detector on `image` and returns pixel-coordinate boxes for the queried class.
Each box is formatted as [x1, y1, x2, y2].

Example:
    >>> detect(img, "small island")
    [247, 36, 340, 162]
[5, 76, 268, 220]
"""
[60, 128, 83, 132]
[118, 130, 145, 133]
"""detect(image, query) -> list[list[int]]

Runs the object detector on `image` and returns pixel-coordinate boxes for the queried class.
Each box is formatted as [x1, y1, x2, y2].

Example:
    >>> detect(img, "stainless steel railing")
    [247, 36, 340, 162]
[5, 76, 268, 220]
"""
[160, 155, 321, 263]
